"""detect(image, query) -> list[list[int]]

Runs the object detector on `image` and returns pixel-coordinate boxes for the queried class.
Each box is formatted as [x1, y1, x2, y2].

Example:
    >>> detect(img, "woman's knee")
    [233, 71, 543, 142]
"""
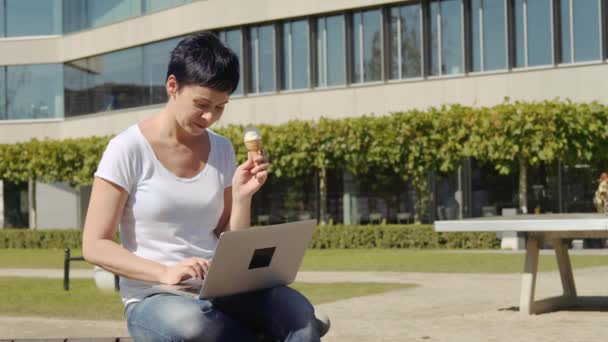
[270, 287, 317, 328]
[127, 294, 255, 341]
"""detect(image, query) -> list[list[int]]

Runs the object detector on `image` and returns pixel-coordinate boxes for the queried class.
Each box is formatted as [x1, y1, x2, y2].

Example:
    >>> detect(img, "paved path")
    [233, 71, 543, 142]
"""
[4, 267, 608, 341]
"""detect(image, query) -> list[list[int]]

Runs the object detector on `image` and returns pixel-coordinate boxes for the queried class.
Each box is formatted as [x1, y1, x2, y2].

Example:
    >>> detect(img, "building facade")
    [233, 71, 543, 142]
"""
[0, 0, 606, 228]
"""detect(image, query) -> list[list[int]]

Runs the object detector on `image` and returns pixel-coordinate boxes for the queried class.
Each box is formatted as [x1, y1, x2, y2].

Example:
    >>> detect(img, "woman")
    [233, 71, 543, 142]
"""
[82, 33, 320, 341]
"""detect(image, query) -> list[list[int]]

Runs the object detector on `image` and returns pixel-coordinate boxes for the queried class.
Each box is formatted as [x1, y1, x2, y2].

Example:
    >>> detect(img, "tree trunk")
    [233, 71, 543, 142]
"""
[519, 159, 528, 214]
[414, 176, 429, 224]
[28, 178, 37, 230]
[319, 166, 327, 225]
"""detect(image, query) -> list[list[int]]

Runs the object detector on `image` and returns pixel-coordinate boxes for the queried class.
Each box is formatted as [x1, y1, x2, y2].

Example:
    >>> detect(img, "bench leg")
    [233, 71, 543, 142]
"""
[554, 238, 577, 298]
[520, 237, 539, 315]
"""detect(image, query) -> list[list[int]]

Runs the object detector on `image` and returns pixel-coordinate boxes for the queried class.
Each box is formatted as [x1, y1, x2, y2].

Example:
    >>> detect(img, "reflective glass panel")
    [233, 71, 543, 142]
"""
[560, 0, 571, 63]
[483, 0, 506, 70]
[89, 47, 145, 113]
[513, 0, 525, 67]
[0, 2, 5, 37]
[398, 4, 422, 78]
[390, 8, 400, 78]
[6, 0, 62, 37]
[219, 29, 243, 95]
[144, 37, 182, 106]
[526, 0, 552, 66]
[281, 20, 309, 90]
[471, 0, 482, 72]
[316, 19, 326, 86]
[291, 20, 310, 89]
[64, 59, 94, 117]
[352, 13, 362, 83]
[6, 64, 64, 120]
[440, 0, 463, 75]
[430, 1, 440, 75]
[325, 15, 346, 86]
[258, 25, 276, 93]
[363, 9, 382, 82]
[572, 0, 601, 62]
[144, 0, 192, 13]
[248, 28, 258, 92]
[88, 0, 141, 28]
[63, 0, 88, 34]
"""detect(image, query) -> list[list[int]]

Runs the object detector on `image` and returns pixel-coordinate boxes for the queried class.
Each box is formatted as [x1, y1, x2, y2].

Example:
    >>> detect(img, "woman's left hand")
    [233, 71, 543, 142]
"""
[232, 150, 269, 200]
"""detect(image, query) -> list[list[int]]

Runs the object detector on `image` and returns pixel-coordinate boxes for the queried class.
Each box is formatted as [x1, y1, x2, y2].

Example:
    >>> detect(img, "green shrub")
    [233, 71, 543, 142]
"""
[0, 229, 82, 249]
[0, 225, 499, 250]
[310, 224, 500, 249]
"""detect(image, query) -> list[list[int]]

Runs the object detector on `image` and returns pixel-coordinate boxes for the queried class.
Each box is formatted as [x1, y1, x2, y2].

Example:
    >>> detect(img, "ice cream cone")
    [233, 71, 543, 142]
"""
[243, 127, 262, 167]
[245, 139, 261, 166]
[245, 139, 261, 152]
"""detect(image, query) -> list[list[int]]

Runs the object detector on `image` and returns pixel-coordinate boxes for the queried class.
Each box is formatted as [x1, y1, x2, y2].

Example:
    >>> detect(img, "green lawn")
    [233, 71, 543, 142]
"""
[1, 248, 608, 273]
[0, 278, 413, 320]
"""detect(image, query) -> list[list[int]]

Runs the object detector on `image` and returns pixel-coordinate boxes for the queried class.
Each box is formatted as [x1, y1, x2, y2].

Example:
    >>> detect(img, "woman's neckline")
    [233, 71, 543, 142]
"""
[135, 123, 213, 182]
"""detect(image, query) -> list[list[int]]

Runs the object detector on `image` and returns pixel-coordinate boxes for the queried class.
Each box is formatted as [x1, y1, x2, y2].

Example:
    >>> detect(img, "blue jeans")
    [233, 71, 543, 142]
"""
[126, 286, 321, 342]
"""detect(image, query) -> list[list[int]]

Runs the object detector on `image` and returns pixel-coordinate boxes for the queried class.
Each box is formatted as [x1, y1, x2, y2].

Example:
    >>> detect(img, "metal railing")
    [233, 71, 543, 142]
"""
[63, 247, 119, 291]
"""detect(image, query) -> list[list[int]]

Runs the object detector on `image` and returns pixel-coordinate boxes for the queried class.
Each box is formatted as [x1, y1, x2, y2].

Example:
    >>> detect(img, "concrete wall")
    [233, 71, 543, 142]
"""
[35, 181, 80, 229]
[1, 62, 607, 143]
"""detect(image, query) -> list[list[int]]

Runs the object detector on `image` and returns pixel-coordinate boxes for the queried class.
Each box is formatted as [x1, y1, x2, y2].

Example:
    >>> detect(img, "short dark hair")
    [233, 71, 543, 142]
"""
[167, 32, 240, 94]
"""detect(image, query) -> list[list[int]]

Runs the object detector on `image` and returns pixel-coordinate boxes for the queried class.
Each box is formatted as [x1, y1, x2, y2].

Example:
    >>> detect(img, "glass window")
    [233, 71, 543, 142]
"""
[352, 9, 383, 83]
[513, 0, 525, 67]
[483, 0, 507, 71]
[248, 24, 276, 93]
[143, 37, 182, 106]
[88, 0, 141, 28]
[559, 0, 571, 63]
[6, 64, 63, 120]
[572, 0, 601, 62]
[63, 0, 88, 34]
[526, 0, 552, 66]
[316, 15, 346, 87]
[258, 25, 276, 93]
[0, 2, 5, 37]
[390, 4, 422, 79]
[219, 29, 244, 95]
[441, 0, 463, 75]
[144, 0, 193, 13]
[0, 67, 5, 120]
[6, 0, 62, 37]
[64, 59, 95, 117]
[471, 0, 482, 72]
[363, 10, 382, 82]
[472, 0, 507, 72]
[430, 2, 440, 75]
[352, 13, 362, 82]
[281, 20, 310, 90]
[89, 47, 145, 113]
[430, 0, 464, 76]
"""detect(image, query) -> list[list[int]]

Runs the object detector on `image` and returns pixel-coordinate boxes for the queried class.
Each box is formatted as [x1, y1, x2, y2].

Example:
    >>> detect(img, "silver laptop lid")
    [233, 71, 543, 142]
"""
[200, 219, 316, 299]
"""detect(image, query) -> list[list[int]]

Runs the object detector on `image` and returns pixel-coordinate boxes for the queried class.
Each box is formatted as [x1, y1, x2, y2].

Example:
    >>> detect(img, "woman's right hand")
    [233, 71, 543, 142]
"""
[160, 257, 211, 285]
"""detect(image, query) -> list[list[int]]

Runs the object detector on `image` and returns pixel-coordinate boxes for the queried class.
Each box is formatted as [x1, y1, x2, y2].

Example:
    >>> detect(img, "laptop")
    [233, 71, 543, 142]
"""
[154, 219, 316, 299]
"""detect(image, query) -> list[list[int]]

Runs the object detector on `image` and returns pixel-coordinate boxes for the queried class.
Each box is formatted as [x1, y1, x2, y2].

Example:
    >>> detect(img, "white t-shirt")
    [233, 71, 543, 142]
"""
[94, 124, 237, 306]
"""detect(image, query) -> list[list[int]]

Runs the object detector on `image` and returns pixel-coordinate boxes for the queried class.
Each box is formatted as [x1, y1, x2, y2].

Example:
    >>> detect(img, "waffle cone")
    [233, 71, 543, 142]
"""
[245, 139, 261, 152]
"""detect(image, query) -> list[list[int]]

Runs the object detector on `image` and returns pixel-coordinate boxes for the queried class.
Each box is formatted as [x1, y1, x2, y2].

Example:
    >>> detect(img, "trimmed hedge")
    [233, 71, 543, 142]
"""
[310, 225, 499, 249]
[0, 229, 83, 249]
[0, 225, 499, 250]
